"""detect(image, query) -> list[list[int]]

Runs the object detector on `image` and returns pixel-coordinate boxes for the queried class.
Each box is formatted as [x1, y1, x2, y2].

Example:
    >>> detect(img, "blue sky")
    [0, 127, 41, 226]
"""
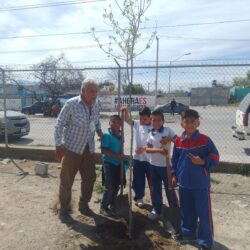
[1, 0, 250, 67]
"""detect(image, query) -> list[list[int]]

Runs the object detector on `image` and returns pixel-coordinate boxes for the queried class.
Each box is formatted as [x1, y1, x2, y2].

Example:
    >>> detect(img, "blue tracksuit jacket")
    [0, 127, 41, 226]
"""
[171, 130, 219, 189]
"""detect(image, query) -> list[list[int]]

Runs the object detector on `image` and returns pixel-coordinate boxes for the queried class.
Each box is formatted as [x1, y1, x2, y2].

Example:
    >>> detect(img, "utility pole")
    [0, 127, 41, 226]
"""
[168, 52, 191, 95]
[155, 36, 159, 106]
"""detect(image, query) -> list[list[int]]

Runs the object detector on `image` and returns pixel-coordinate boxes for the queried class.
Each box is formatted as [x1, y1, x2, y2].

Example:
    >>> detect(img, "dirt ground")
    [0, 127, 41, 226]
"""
[0, 159, 249, 250]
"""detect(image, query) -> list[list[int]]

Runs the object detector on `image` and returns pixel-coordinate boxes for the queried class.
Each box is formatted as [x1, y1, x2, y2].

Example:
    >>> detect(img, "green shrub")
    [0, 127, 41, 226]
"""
[238, 166, 250, 177]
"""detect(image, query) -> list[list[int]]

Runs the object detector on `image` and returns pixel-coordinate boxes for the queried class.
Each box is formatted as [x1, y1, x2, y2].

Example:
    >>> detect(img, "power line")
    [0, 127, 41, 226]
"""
[0, 59, 114, 67]
[158, 35, 250, 42]
[156, 18, 250, 27]
[0, 43, 109, 54]
[0, 0, 105, 11]
[1, 19, 250, 40]
[3, 58, 250, 66]
[1, 32, 250, 43]
[1, 36, 250, 54]
[0, 30, 111, 40]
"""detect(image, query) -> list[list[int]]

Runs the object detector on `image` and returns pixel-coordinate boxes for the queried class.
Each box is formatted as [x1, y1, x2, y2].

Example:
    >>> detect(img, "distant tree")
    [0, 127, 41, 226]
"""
[106, 68, 128, 88]
[173, 89, 186, 97]
[99, 80, 116, 93]
[123, 83, 145, 94]
[2, 71, 40, 101]
[32, 54, 85, 97]
[233, 71, 250, 87]
[9, 78, 40, 100]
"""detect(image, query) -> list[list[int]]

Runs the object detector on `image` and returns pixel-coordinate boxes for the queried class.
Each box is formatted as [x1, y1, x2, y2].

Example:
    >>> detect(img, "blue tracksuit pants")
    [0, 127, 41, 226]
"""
[179, 186, 214, 248]
[132, 160, 152, 201]
[150, 165, 179, 215]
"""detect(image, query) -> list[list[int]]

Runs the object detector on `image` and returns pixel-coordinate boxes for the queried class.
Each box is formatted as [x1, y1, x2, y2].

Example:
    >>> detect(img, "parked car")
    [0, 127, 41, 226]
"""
[154, 102, 189, 114]
[22, 100, 62, 117]
[0, 110, 30, 138]
[232, 93, 250, 140]
[22, 101, 47, 115]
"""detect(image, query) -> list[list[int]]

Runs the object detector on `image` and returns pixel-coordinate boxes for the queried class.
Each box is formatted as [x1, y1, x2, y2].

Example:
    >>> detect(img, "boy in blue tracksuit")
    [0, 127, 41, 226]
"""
[171, 109, 219, 250]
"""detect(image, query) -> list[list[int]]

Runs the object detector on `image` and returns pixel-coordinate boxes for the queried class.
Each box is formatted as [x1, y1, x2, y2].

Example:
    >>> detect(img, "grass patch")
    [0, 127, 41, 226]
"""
[95, 165, 103, 178]
[225, 102, 241, 107]
[96, 165, 102, 172]
[211, 177, 220, 185]
[94, 183, 104, 194]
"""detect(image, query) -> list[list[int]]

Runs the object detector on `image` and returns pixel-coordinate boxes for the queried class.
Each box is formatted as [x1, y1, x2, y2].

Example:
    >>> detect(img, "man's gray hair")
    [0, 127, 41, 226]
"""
[81, 78, 98, 91]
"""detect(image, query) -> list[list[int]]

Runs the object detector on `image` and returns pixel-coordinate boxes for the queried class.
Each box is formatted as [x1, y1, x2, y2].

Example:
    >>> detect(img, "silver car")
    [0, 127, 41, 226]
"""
[0, 110, 30, 138]
[232, 93, 250, 140]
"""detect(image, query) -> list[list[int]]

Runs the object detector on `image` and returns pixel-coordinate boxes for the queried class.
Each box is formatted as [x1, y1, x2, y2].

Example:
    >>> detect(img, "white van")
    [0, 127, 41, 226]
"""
[232, 93, 250, 140]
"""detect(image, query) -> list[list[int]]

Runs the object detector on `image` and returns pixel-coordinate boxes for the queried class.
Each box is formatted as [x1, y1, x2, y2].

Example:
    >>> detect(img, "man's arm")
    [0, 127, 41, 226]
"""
[95, 102, 103, 139]
[54, 103, 71, 161]
[95, 120, 103, 139]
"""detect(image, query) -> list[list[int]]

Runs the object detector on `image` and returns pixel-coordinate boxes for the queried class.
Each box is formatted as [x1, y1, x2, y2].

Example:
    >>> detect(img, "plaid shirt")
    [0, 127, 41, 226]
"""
[54, 95, 101, 155]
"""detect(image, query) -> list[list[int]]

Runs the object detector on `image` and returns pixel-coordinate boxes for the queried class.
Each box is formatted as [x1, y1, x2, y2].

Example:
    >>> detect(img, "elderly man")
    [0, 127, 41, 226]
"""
[54, 79, 102, 216]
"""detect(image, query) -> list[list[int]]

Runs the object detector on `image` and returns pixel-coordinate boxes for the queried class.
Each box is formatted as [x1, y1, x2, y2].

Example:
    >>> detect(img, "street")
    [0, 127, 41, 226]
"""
[2, 106, 249, 164]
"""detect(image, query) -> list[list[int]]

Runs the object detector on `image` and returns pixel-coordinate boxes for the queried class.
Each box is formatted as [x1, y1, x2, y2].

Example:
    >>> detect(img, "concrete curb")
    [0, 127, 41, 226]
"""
[0, 146, 249, 174]
[0, 146, 103, 163]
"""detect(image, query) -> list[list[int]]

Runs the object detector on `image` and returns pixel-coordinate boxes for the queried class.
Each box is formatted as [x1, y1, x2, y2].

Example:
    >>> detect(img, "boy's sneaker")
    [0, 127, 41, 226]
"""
[135, 199, 145, 208]
[198, 245, 211, 250]
[148, 209, 162, 220]
[174, 234, 196, 243]
[165, 220, 174, 234]
[109, 204, 115, 212]
[100, 208, 113, 217]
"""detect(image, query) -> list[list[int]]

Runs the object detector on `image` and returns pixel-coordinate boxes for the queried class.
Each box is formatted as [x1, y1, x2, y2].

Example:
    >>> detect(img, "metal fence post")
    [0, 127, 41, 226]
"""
[114, 59, 121, 115]
[0, 68, 8, 147]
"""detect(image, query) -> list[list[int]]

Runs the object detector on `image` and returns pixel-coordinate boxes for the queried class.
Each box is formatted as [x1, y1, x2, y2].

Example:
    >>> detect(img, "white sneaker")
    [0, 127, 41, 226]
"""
[135, 199, 145, 208]
[165, 220, 174, 234]
[148, 210, 161, 220]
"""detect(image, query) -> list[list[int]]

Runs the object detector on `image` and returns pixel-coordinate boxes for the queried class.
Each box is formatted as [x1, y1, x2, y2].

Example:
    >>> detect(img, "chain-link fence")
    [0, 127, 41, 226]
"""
[0, 62, 250, 165]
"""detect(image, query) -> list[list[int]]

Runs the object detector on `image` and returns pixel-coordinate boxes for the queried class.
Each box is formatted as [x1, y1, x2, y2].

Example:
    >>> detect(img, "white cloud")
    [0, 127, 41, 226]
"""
[18, 28, 37, 36]
[0, 0, 250, 65]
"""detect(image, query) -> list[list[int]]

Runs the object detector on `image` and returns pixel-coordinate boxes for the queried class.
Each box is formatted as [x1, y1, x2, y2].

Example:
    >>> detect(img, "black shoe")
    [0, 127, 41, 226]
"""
[198, 245, 211, 250]
[79, 206, 94, 216]
[58, 213, 74, 224]
[100, 208, 114, 217]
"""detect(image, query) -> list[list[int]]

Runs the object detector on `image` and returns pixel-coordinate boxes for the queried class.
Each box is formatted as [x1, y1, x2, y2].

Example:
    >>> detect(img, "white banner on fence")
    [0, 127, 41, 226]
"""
[0, 98, 21, 111]
[99, 95, 156, 111]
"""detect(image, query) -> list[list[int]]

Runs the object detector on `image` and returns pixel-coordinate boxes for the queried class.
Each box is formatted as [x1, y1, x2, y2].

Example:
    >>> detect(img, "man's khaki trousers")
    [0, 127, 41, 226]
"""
[59, 146, 96, 213]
